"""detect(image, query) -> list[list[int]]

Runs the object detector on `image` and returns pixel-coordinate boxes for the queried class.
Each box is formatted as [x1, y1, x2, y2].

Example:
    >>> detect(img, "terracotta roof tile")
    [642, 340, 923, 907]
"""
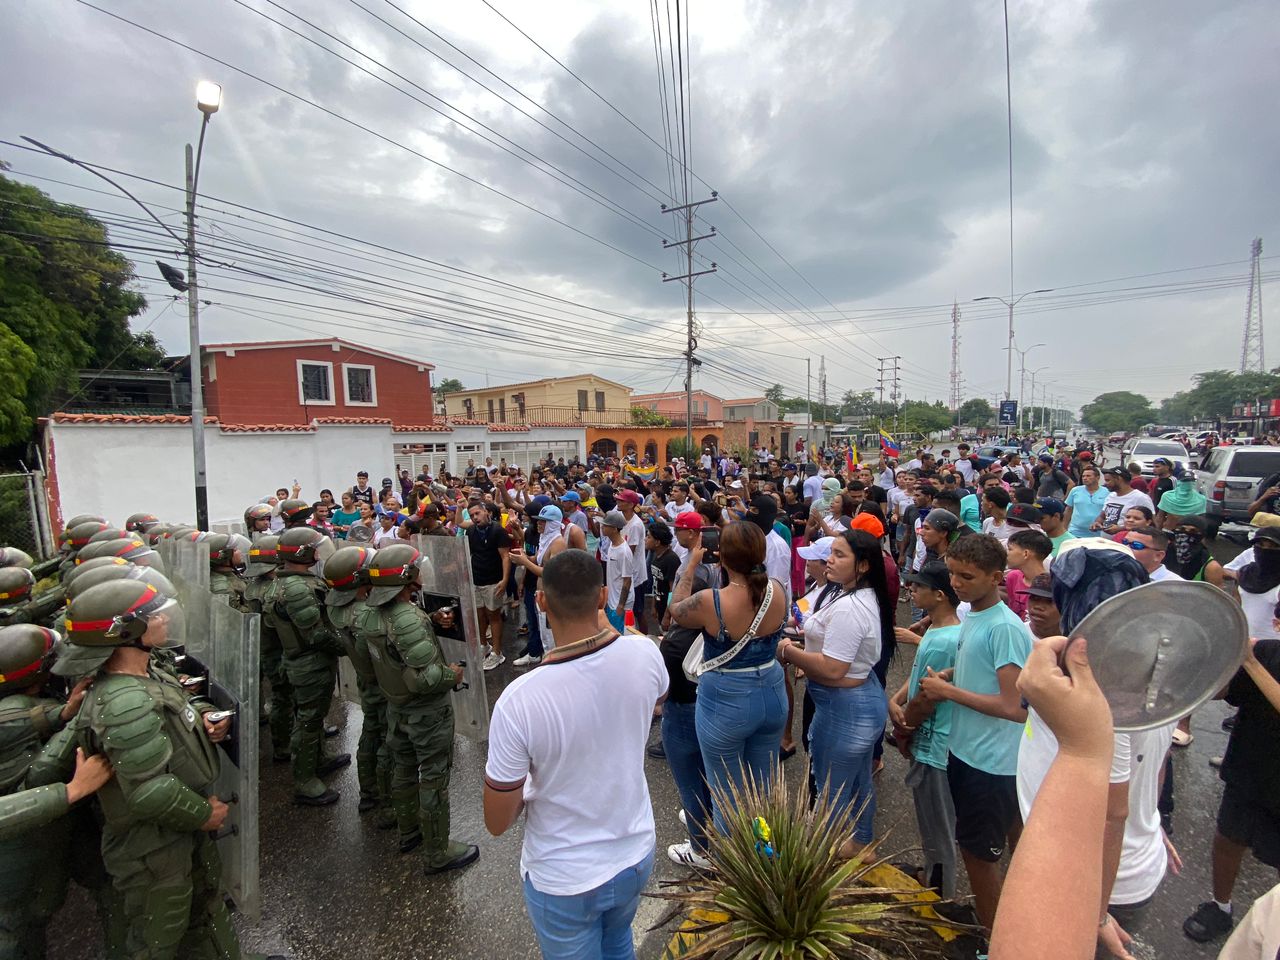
[485, 424, 531, 432]
[218, 423, 317, 433]
[50, 412, 218, 425]
[391, 424, 454, 433]
[313, 416, 393, 425]
[445, 418, 489, 426]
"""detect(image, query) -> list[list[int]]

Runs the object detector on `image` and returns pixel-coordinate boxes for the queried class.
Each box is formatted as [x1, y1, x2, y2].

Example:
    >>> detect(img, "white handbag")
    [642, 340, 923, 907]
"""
[682, 580, 775, 683]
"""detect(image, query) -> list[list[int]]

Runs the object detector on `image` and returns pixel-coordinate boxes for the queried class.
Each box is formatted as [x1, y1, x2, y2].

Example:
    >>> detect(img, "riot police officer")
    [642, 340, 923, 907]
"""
[322, 546, 392, 823]
[277, 500, 313, 530]
[54, 580, 284, 960]
[206, 534, 251, 610]
[123, 513, 160, 535]
[245, 536, 293, 762]
[0, 567, 64, 628]
[245, 504, 272, 539]
[266, 528, 347, 805]
[359, 543, 477, 874]
[0, 548, 33, 571]
[0, 624, 92, 958]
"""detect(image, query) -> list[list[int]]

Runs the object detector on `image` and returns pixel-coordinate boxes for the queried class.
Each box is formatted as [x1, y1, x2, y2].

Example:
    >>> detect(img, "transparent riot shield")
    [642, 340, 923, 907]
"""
[336, 655, 361, 705]
[211, 519, 249, 538]
[204, 597, 260, 920]
[411, 534, 489, 740]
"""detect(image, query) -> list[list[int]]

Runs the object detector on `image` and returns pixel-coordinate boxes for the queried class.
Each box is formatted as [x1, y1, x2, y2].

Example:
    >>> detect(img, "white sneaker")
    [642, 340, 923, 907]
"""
[667, 841, 712, 870]
[513, 653, 542, 667]
[482, 652, 505, 671]
[678, 809, 687, 828]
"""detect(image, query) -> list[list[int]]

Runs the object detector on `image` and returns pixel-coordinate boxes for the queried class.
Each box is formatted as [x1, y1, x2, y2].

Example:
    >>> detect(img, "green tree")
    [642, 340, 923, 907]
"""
[763, 383, 786, 406]
[956, 398, 993, 427]
[0, 174, 151, 445]
[838, 389, 874, 419]
[1181, 369, 1280, 420]
[897, 399, 953, 435]
[1158, 391, 1194, 424]
[629, 406, 671, 427]
[1081, 391, 1156, 434]
[435, 377, 464, 396]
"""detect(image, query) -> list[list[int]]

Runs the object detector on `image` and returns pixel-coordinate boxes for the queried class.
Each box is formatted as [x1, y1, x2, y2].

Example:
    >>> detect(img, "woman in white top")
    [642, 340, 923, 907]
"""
[1235, 527, 1280, 641]
[777, 529, 891, 854]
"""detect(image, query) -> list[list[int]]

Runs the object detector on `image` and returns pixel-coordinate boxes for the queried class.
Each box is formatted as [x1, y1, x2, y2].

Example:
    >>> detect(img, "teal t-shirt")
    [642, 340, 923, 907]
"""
[331, 508, 361, 539]
[906, 623, 961, 770]
[1049, 531, 1076, 557]
[1065, 486, 1109, 537]
[948, 601, 1032, 776]
[959, 494, 981, 533]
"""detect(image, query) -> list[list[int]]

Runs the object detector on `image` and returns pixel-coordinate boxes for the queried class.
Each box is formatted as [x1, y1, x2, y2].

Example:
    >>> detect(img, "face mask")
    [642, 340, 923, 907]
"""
[1256, 548, 1280, 572]
[1172, 531, 1200, 565]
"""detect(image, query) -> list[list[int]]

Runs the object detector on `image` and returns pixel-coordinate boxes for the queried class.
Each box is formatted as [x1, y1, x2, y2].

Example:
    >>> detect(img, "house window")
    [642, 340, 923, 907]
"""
[297, 360, 334, 405]
[463, 398, 473, 418]
[577, 390, 588, 412]
[342, 364, 377, 405]
[594, 390, 605, 412]
[487, 399, 495, 422]
[498, 398, 506, 422]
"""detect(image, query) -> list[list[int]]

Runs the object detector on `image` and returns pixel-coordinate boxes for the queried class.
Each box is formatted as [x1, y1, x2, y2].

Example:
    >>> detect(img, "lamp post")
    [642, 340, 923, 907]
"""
[188, 81, 222, 530]
[1027, 366, 1048, 435]
[974, 289, 1054, 399]
[1013, 342, 1045, 434]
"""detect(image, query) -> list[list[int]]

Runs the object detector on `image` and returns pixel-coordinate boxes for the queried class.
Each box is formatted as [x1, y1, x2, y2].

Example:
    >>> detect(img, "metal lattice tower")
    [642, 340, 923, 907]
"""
[949, 301, 962, 413]
[1241, 237, 1265, 373]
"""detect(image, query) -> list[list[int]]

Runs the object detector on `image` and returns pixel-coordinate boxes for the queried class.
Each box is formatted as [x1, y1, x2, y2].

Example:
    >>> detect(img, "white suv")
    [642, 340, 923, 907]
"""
[1194, 445, 1280, 535]
[1119, 438, 1191, 476]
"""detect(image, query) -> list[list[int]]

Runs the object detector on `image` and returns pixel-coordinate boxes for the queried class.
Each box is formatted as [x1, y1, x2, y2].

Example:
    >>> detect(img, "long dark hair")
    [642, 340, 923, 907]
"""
[720, 521, 768, 609]
[839, 528, 895, 661]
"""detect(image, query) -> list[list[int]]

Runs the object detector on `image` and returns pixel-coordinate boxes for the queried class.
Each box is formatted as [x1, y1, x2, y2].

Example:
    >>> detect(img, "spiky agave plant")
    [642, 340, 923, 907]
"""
[652, 759, 961, 960]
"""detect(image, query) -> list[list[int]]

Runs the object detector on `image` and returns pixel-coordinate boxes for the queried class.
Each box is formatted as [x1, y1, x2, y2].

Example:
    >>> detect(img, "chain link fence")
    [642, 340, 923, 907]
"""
[0, 472, 53, 558]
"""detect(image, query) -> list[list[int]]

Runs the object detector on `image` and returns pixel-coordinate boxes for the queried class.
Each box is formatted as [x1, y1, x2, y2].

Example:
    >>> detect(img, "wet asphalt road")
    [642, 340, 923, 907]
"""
[49, 505, 1277, 959]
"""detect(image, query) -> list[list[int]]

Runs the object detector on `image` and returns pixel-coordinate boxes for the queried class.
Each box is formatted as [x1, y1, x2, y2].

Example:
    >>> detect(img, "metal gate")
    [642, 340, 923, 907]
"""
[0, 471, 53, 557]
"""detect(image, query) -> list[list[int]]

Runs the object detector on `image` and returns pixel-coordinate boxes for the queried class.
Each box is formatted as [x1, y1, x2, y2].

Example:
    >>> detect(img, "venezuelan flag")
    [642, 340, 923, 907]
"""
[624, 463, 659, 480]
[846, 441, 859, 472]
[879, 430, 900, 457]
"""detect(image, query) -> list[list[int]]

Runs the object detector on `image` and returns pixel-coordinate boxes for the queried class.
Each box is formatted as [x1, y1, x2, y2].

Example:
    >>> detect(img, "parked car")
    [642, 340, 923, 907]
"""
[1107, 432, 1129, 446]
[973, 444, 1023, 469]
[1195, 445, 1280, 536]
[1119, 438, 1191, 476]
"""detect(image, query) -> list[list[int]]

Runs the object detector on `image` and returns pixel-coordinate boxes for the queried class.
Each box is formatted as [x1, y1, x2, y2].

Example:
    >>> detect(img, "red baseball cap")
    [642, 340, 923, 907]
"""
[673, 512, 705, 530]
[616, 489, 643, 505]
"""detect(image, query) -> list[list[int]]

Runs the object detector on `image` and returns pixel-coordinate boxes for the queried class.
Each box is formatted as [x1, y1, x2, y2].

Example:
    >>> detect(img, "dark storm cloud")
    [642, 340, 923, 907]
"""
[2, 0, 1276, 402]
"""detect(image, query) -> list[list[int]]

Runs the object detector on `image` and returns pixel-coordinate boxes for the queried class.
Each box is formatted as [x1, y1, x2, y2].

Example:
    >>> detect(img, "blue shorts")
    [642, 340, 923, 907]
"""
[606, 607, 626, 632]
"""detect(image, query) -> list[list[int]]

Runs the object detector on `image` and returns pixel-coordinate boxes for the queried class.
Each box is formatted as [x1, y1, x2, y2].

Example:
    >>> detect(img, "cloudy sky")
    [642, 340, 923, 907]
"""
[3, 0, 1277, 414]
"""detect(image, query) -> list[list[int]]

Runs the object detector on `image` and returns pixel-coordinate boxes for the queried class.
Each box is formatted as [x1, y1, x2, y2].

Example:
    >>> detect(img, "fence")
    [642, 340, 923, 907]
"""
[0, 471, 54, 558]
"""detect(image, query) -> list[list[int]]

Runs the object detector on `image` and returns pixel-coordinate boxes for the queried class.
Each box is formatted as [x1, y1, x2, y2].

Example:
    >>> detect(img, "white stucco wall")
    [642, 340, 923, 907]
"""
[43, 421, 588, 531]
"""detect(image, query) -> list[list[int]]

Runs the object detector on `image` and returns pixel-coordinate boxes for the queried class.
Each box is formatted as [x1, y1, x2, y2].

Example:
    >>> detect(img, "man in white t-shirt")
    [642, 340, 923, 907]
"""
[600, 510, 636, 633]
[1095, 467, 1155, 535]
[664, 483, 696, 521]
[484, 549, 667, 960]
[1015, 561, 1178, 957]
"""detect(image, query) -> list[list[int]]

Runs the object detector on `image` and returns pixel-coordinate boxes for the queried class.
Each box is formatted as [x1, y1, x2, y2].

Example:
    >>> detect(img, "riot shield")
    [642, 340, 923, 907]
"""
[411, 534, 489, 740]
[336, 655, 362, 705]
[211, 519, 249, 538]
[158, 538, 260, 919]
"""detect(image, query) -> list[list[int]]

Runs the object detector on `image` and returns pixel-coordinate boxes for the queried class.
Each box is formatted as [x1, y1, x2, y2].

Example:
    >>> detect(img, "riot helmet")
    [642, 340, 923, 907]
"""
[207, 533, 250, 573]
[62, 556, 131, 593]
[277, 527, 334, 567]
[366, 543, 422, 607]
[0, 624, 61, 695]
[246, 535, 280, 577]
[278, 499, 313, 527]
[64, 514, 107, 530]
[65, 562, 177, 603]
[322, 545, 376, 607]
[124, 513, 161, 534]
[76, 537, 155, 566]
[88, 528, 132, 545]
[56, 580, 186, 676]
[0, 568, 36, 606]
[0, 547, 34, 570]
[65, 521, 110, 553]
[244, 503, 273, 534]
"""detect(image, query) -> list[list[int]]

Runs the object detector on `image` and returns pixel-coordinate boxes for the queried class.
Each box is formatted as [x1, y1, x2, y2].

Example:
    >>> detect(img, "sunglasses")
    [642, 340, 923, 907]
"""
[1120, 539, 1151, 551]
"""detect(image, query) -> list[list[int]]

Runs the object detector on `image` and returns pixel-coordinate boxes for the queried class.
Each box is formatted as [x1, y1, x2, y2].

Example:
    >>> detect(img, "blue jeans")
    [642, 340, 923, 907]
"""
[522, 849, 655, 960]
[523, 580, 544, 658]
[661, 700, 711, 855]
[695, 663, 787, 832]
[807, 675, 888, 844]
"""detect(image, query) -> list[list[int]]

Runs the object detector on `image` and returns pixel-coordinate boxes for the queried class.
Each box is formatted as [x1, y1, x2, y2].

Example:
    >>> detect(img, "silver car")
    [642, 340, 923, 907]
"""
[1194, 445, 1280, 534]
[1119, 438, 1190, 476]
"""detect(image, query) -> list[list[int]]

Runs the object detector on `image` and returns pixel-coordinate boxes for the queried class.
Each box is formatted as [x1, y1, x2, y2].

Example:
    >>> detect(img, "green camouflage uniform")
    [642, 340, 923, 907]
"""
[265, 572, 341, 799]
[328, 599, 391, 820]
[357, 600, 468, 869]
[77, 669, 240, 960]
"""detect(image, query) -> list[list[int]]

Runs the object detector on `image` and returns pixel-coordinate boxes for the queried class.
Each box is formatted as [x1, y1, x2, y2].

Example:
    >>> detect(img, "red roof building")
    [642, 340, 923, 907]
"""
[201, 338, 435, 427]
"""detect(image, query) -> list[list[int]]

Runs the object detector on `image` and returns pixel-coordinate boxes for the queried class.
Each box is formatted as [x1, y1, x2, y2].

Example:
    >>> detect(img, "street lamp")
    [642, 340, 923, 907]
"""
[974, 288, 1054, 400]
[1013, 342, 1045, 434]
[1027, 366, 1048, 434]
[187, 81, 221, 530]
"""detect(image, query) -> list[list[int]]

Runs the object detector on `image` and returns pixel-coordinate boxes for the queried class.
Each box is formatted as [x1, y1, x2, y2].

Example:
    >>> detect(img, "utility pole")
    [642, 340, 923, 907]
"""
[888, 356, 902, 435]
[660, 192, 718, 457]
[876, 358, 887, 433]
[806, 358, 812, 461]
[1240, 237, 1265, 374]
[949, 301, 962, 417]
[818, 356, 828, 449]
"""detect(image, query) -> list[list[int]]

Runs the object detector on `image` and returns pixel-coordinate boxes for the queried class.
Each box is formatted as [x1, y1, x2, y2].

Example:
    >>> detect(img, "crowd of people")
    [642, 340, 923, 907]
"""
[0, 434, 1276, 960]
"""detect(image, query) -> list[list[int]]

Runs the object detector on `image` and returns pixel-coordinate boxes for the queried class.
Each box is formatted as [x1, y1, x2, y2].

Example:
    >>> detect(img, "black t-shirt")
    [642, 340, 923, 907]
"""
[1150, 476, 1175, 507]
[1221, 638, 1280, 813]
[466, 522, 511, 586]
[649, 548, 682, 619]
[350, 484, 375, 505]
[658, 563, 716, 704]
[864, 485, 888, 506]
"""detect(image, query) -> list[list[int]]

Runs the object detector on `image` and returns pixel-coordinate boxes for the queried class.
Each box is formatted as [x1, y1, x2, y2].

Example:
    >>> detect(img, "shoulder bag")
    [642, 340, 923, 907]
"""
[682, 580, 775, 683]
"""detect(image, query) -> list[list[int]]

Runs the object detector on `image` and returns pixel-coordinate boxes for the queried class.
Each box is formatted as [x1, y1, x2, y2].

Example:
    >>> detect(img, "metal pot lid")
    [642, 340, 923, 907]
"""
[1068, 580, 1247, 732]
